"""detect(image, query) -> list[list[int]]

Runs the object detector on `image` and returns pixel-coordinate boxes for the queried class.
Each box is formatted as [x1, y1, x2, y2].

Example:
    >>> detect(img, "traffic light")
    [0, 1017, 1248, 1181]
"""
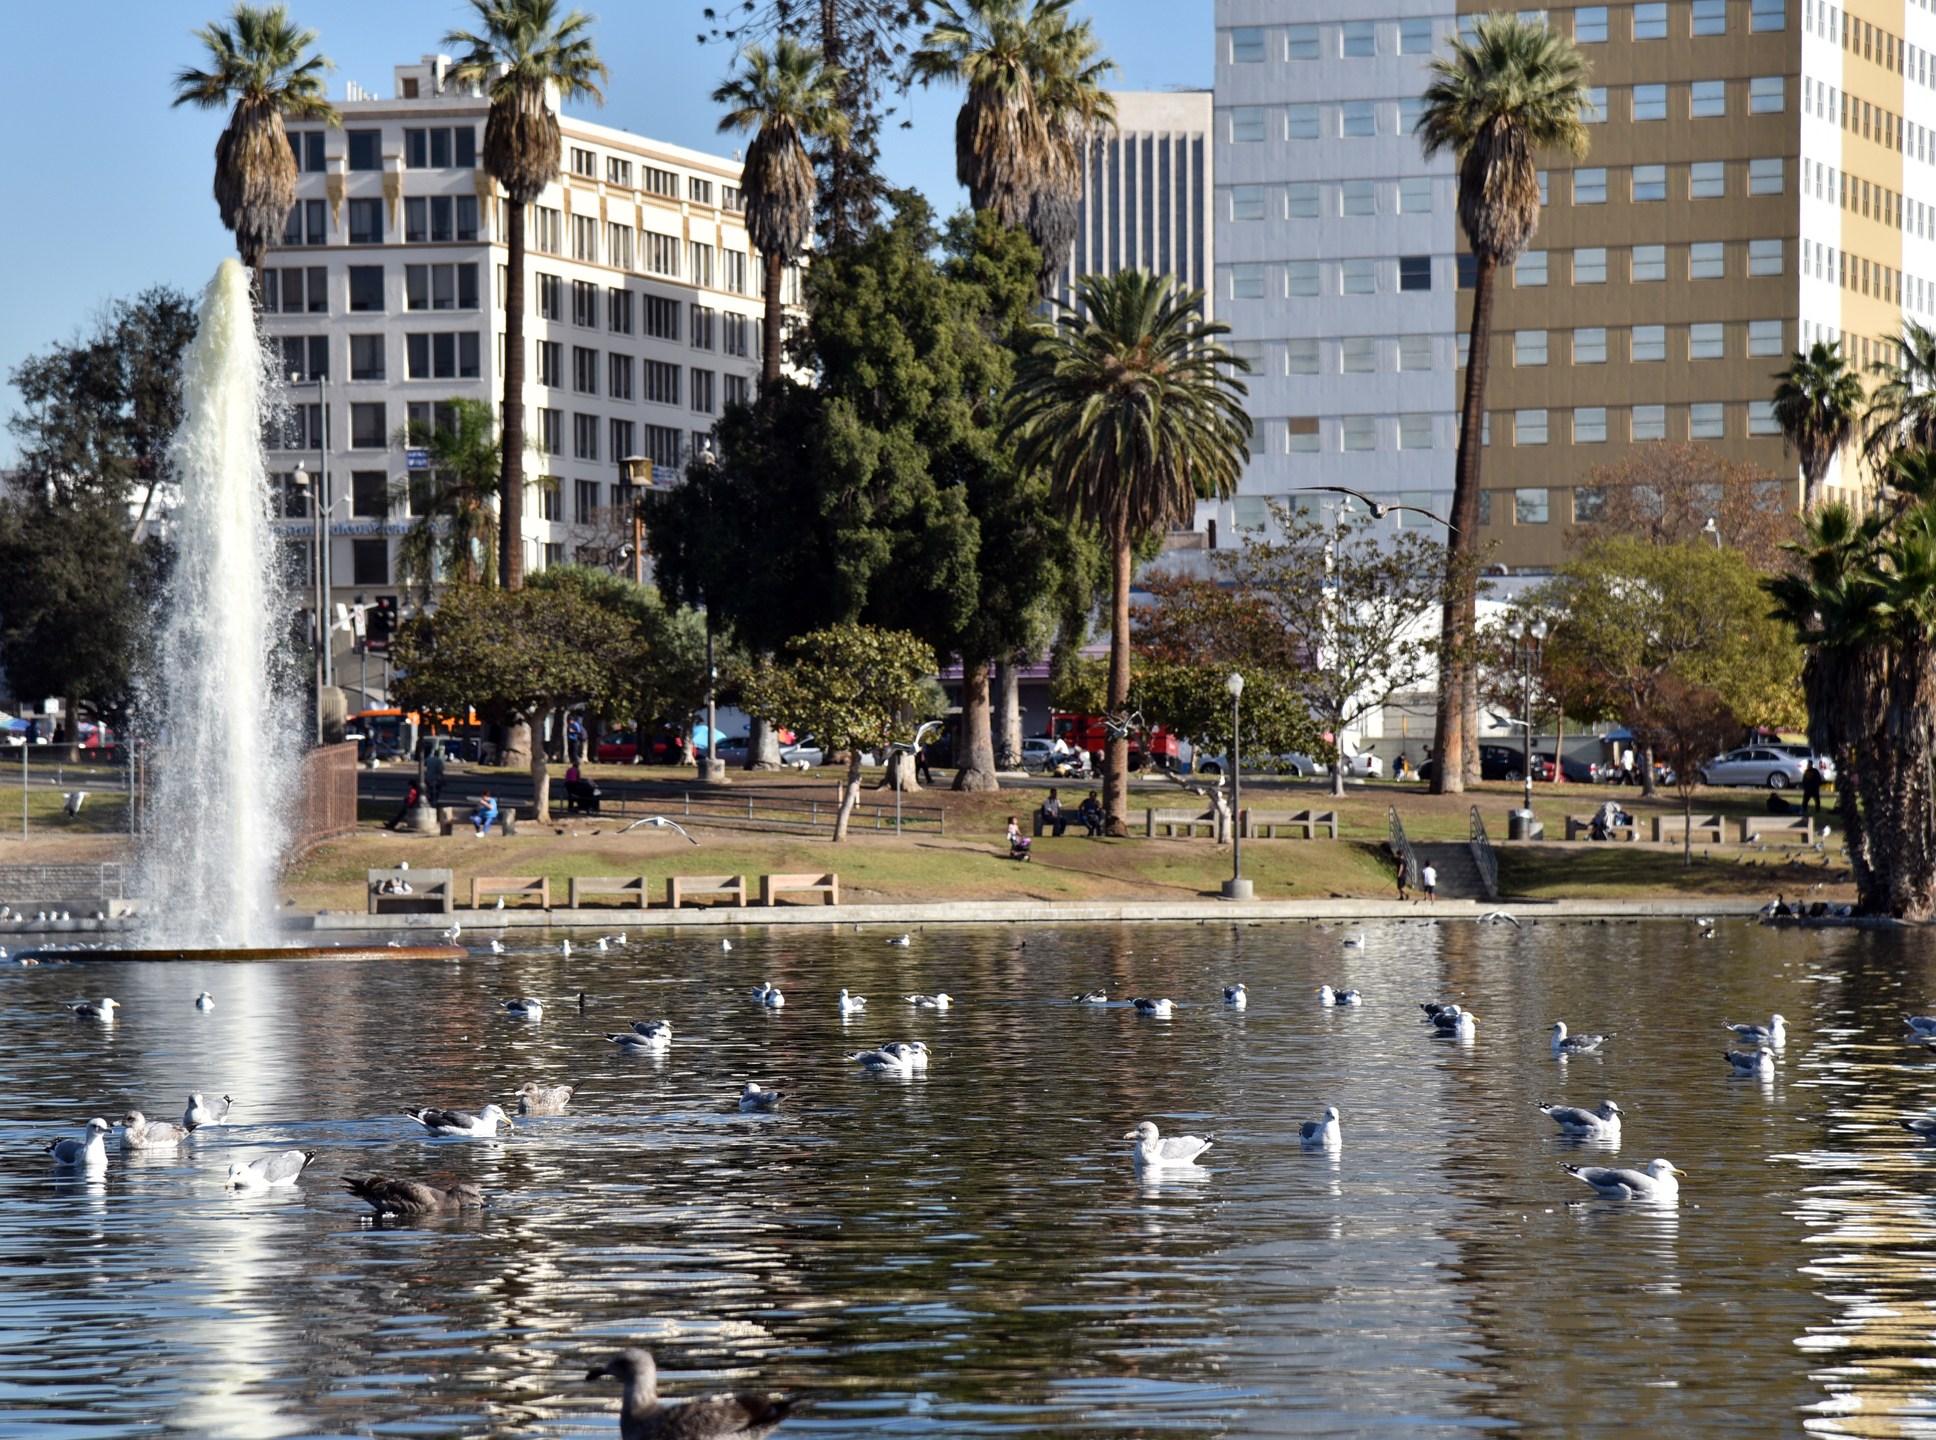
[367, 595, 398, 653]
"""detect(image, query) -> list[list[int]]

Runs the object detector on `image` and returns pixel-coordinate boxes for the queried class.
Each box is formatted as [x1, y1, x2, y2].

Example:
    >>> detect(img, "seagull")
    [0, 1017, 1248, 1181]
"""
[739, 1082, 785, 1112]
[183, 1093, 233, 1130]
[848, 1045, 912, 1073]
[1724, 1014, 1787, 1048]
[194, 991, 215, 1012]
[1124, 1120, 1212, 1170]
[343, 1175, 487, 1217]
[502, 997, 544, 1019]
[1306, 485, 1458, 531]
[1420, 1001, 1460, 1023]
[722, 939, 733, 952]
[1132, 997, 1175, 1017]
[1900, 1115, 1936, 1141]
[1905, 1015, 1936, 1036]
[495, 896, 505, 910]
[1479, 912, 1522, 927]
[1319, 985, 1363, 1006]
[489, 939, 505, 953]
[1072, 989, 1109, 1004]
[1723, 1048, 1777, 1078]
[119, 1110, 188, 1150]
[1539, 1099, 1623, 1137]
[838, 989, 867, 1015]
[887, 934, 912, 947]
[619, 815, 699, 844]
[66, 998, 119, 1020]
[905, 993, 952, 1009]
[515, 1081, 578, 1116]
[761, 986, 784, 1009]
[607, 1029, 669, 1054]
[586, 1347, 799, 1440]
[1342, 932, 1366, 948]
[1551, 1021, 1611, 1056]
[1432, 1007, 1477, 1039]
[561, 939, 572, 956]
[1565, 1158, 1684, 1202]
[46, 1118, 110, 1168]
[226, 1150, 317, 1189]
[442, 923, 461, 942]
[1224, 984, 1248, 1009]
[1299, 1106, 1342, 1149]
[401, 1104, 514, 1137]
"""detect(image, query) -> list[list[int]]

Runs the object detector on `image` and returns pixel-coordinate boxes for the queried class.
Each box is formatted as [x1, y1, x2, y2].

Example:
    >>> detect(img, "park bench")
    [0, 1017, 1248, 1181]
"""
[1652, 814, 1726, 844]
[1243, 808, 1338, 840]
[471, 875, 550, 909]
[436, 804, 532, 837]
[367, 867, 454, 916]
[568, 875, 650, 909]
[1144, 807, 1225, 840]
[760, 872, 840, 906]
[1738, 816, 1816, 845]
[667, 874, 748, 908]
[1564, 814, 1640, 841]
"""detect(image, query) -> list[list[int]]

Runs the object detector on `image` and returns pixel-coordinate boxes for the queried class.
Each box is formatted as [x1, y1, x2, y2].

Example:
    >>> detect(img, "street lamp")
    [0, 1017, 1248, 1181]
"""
[1515, 616, 1549, 815]
[1221, 671, 1252, 900]
[618, 453, 656, 585]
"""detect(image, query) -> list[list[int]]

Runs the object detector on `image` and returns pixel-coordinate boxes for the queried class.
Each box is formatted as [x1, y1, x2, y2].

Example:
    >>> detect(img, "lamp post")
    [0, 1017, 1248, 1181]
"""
[1515, 616, 1549, 814]
[1221, 671, 1252, 900]
[618, 453, 655, 585]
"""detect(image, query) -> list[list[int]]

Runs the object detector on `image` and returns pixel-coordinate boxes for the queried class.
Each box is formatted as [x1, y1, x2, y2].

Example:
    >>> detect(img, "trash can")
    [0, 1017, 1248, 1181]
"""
[1508, 809, 1544, 841]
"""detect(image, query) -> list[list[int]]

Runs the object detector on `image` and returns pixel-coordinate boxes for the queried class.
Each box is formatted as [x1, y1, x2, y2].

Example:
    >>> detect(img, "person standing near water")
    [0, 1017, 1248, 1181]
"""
[1421, 862, 1438, 901]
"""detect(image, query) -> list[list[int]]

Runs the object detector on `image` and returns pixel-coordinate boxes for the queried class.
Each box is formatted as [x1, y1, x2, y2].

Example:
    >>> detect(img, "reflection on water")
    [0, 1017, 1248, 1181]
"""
[5, 919, 1936, 1435]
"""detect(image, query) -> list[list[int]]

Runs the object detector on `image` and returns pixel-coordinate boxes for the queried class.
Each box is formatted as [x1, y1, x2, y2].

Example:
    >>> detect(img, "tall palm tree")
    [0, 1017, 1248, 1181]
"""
[444, 0, 607, 595]
[390, 399, 502, 599]
[1771, 340, 1863, 510]
[171, 3, 338, 277]
[1023, 10, 1113, 296]
[1862, 321, 1936, 473]
[1006, 270, 1251, 835]
[1415, 13, 1590, 794]
[712, 37, 849, 393]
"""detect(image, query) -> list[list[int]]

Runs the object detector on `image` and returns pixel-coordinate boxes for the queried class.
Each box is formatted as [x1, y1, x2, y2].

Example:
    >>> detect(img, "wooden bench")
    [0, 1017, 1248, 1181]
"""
[1144, 808, 1224, 840]
[367, 866, 454, 915]
[1243, 808, 1338, 839]
[1564, 814, 1640, 841]
[667, 874, 748, 908]
[568, 875, 650, 909]
[437, 804, 532, 837]
[760, 872, 839, 906]
[1652, 814, 1726, 844]
[471, 875, 550, 909]
[1738, 816, 1815, 844]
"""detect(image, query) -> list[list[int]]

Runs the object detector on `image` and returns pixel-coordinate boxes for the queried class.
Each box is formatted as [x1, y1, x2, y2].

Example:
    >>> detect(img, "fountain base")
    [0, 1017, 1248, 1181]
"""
[21, 945, 468, 964]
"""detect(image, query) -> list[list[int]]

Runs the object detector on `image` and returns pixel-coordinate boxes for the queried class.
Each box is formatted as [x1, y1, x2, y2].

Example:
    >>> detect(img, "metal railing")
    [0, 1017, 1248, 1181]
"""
[591, 785, 946, 836]
[1387, 805, 1420, 891]
[1468, 806, 1500, 900]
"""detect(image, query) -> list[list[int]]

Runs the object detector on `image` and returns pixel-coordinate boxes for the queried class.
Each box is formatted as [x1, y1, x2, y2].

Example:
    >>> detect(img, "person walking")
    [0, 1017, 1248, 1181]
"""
[1801, 761, 1823, 815]
[1421, 861, 1438, 902]
[423, 746, 446, 806]
[916, 741, 934, 786]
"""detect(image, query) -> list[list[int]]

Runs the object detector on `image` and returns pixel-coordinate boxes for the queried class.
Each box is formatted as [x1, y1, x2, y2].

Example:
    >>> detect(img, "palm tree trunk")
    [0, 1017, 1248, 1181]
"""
[530, 704, 553, 823]
[1432, 253, 1499, 796]
[1803, 458, 1826, 512]
[500, 199, 528, 593]
[1104, 538, 1133, 837]
[953, 658, 998, 791]
[761, 248, 785, 392]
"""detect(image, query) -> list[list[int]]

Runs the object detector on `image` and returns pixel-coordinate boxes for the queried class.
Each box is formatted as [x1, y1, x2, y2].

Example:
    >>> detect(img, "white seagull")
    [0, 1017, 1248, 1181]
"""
[1565, 1158, 1684, 1202]
[1132, 997, 1175, 1017]
[46, 1118, 110, 1168]
[119, 1110, 188, 1150]
[1898, 1114, 1936, 1142]
[183, 1093, 233, 1130]
[1551, 1021, 1611, 1056]
[1299, 1106, 1342, 1150]
[1539, 1099, 1623, 1137]
[194, 991, 215, 1012]
[1124, 1120, 1212, 1171]
[1479, 912, 1522, 927]
[225, 1149, 316, 1189]
[905, 992, 952, 1009]
[1071, 989, 1109, 1005]
[401, 1104, 514, 1137]
[739, 1082, 785, 1112]
[66, 998, 119, 1021]
[838, 989, 868, 1015]
[1724, 1014, 1787, 1048]
[848, 1045, 911, 1073]
[887, 934, 912, 947]
[502, 997, 544, 1019]
[1224, 984, 1248, 1009]
[1723, 1048, 1777, 1078]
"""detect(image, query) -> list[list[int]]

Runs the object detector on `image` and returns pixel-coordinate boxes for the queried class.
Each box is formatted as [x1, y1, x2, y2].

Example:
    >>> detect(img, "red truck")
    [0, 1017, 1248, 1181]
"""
[1047, 712, 1181, 772]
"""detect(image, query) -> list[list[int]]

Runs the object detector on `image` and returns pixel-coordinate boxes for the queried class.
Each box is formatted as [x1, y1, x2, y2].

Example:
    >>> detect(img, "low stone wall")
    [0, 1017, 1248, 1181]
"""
[0, 863, 128, 912]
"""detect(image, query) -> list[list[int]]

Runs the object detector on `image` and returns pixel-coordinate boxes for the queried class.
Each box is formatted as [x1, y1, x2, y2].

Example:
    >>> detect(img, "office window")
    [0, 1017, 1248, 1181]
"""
[609, 352, 633, 400]
[278, 335, 328, 383]
[1691, 80, 1727, 117]
[1287, 22, 1319, 58]
[1690, 242, 1725, 279]
[349, 402, 387, 448]
[1633, 245, 1667, 282]
[1515, 330, 1549, 366]
[1633, 164, 1667, 201]
[1229, 106, 1267, 142]
[1228, 26, 1265, 62]
[1270, 339, 1311, 377]
[1573, 5, 1609, 42]
[347, 198, 384, 244]
[1342, 101, 1376, 137]
[1538, 171, 1550, 207]
[1516, 411, 1549, 447]
[688, 176, 714, 206]
[573, 345, 599, 394]
[1749, 158, 1784, 194]
[1515, 487, 1551, 523]
[1288, 261, 1320, 296]
[1342, 416, 1377, 452]
[348, 334, 385, 381]
[537, 339, 563, 387]
[1633, 325, 1667, 361]
[572, 412, 600, 461]
[287, 130, 326, 172]
[1748, 401, 1780, 435]
[1633, 405, 1667, 441]
[722, 313, 752, 359]
[404, 196, 480, 244]
[607, 223, 635, 271]
[1574, 327, 1607, 363]
[1398, 335, 1433, 371]
[1574, 248, 1607, 284]
[1575, 168, 1607, 204]
[1574, 408, 1608, 444]
[267, 266, 328, 314]
[1229, 263, 1266, 300]
[1342, 258, 1376, 294]
[1693, 0, 1727, 34]
[1748, 319, 1784, 355]
[572, 279, 598, 327]
[606, 156, 633, 187]
[346, 130, 381, 171]
[1577, 87, 1608, 126]
[608, 288, 633, 334]
[1634, 2, 1667, 38]
[1751, 76, 1785, 113]
[1287, 182, 1320, 219]
[403, 262, 478, 312]
[1689, 402, 1725, 438]
[1287, 104, 1321, 139]
[644, 295, 679, 341]
[404, 332, 479, 381]
[1633, 84, 1668, 121]
[350, 539, 389, 586]
[1515, 252, 1548, 287]
[536, 272, 562, 320]
[691, 369, 716, 414]
[1230, 185, 1269, 221]
[1573, 486, 1607, 520]
[1749, 238, 1784, 275]
[1399, 17, 1433, 52]
[1399, 177, 1432, 214]
[1288, 417, 1321, 453]
[1342, 337, 1377, 373]
[1399, 415, 1435, 450]
[644, 232, 680, 276]
[1751, 0, 1785, 28]
[568, 146, 596, 178]
[1690, 323, 1725, 359]
[1398, 255, 1433, 292]
[1458, 254, 1478, 290]
[1399, 97, 1426, 134]
[642, 166, 679, 200]
[568, 214, 599, 263]
[645, 360, 681, 405]
[343, 266, 381, 313]
[724, 374, 752, 408]
[1343, 20, 1375, 56]
[1342, 179, 1376, 216]
[572, 478, 600, 525]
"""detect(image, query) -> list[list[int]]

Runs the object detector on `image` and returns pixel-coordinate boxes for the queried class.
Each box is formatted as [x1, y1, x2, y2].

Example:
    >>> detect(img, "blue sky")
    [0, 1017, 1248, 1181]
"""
[0, 0, 1212, 462]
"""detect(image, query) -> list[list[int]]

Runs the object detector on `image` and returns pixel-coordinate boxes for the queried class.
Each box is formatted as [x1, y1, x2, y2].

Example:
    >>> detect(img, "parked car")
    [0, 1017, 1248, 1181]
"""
[1018, 737, 1059, 772]
[1418, 745, 1546, 783]
[1698, 747, 1810, 789]
[1535, 751, 1599, 784]
[779, 737, 826, 766]
[597, 729, 641, 763]
[1768, 744, 1836, 782]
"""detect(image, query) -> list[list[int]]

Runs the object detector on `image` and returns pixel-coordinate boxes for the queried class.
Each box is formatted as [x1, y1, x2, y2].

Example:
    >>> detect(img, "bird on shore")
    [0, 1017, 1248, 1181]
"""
[502, 997, 544, 1019]
[1124, 1120, 1211, 1171]
[586, 1347, 800, 1440]
[1132, 997, 1175, 1017]
[195, 991, 215, 1012]
[1565, 1158, 1683, 1202]
[1072, 989, 1109, 1005]
[1724, 1014, 1788, 1048]
[1539, 1099, 1622, 1138]
[184, 1093, 233, 1130]
[1224, 984, 1248, 1009]
[119, 1110, 188, 1150]
[1300, 1106, 1342, 1149]
[66, 998, 119, 1021]
[905, 993, 952, 1010]
[515, 1082, 577, 1116]
[226, 1150, 316, 1189]
[46, 1118, 110, 1168]
[1723, 1048, 1777, 1078]
[1551, 1021, 1610, 1057]
[739, 1082, 785, 1112]
[401, 1105, 513, 1138]
[838, 989, 867, 1015]
[343, 1175, 486, 1217]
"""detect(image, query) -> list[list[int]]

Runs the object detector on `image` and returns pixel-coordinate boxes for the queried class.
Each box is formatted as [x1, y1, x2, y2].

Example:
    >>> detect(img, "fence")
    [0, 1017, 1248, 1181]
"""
[288, 742, 359, 859]
[1387, 806, 1420, 891]
[0, 863, 129, 912]
[593, 785, 946, 837]
[1468, 806, 1500, 900]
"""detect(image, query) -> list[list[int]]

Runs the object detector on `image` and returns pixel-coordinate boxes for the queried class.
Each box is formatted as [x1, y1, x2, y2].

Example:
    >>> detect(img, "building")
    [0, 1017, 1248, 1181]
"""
[260, 55, 776, 708]
[1212, 0, 1927, 574]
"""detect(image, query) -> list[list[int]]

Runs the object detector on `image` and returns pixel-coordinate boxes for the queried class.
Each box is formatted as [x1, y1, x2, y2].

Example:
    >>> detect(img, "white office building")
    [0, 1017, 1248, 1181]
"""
[1060, 90, 1215, 312]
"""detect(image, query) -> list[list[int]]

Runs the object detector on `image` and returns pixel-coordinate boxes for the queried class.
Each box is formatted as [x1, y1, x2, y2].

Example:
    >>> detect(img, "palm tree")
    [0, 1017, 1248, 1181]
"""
[1771, 341, 1863, 510]
[1862, 321, 1936, 472]
[171, 3, 337, 277]
[1415, 13, 1590, 794]
[1024, 10, 1113, 296]
[1006, 270, 1251, 835]
[390, 399, 502, 599]
[712, 37, 849, 394]
[444, 0, 607, 595]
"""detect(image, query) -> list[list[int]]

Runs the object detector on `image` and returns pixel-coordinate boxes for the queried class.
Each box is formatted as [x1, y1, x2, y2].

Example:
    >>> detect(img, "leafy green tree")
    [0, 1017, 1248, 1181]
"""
[742, 623, 939, 839]
[171, 3, 338, 276]
[1772, 340, 1864, 511]
[529, 564, 710, 751]
[445, 0, 606, 594]
[1131, 662, 1318, 773]
[1415, 13, 1590, 792]
[713, 37, 849, 392]
[1007, 269, 1251, 834]
[390, 399, 501, 597]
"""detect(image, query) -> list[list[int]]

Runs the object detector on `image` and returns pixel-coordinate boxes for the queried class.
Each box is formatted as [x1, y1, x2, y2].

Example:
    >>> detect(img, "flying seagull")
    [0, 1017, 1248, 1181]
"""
[1307, 486, 1459, 532]
[619, 816, 699, 844]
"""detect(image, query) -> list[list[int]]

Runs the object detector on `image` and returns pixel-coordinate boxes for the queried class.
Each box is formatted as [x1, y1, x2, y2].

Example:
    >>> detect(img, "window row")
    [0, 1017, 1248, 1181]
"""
[1477, 478, 1787, 530]
[285, 126, 480, 174]
[1225, 255, 1438, 299]
[564, 145, 742, 211]
[274, 332, 483, 384]
[1507, 321, 1787, 367]
[532, 345, 753, 406]
[529, 211, 754, 293]
[1223, 177, 1438, 222]
[1250, 402, 1782, 458]
[261, 263, 483, 315]
[1467, 240, 1786, 288]
[1811, 1, 1936, 92]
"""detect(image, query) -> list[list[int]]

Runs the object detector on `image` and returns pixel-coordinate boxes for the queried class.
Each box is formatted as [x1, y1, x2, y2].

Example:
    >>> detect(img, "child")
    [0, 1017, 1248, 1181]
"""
[1421, 861, 1438, 901]
[1006, 815, 1032, 861]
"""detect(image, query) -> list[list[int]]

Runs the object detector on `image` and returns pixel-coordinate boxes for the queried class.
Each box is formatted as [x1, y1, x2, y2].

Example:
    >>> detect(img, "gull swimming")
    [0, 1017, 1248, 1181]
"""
[195, 991, 215, 1012]
[1724, 1014, 1787, 1048]
[1899, 1115, 1936, 1141]
[1124, 1120, 1211, 1170]
[905, 993, 952, 1009]
[1299, 1106, 1342, 1149]
[1551, 1021, 1610, 1056]
[515, 1081, 577, 1116]
[502, 997, 544, 1019]
[401, 1104, 514, 1137]
[609, 1022, 672, 1052]
[586, 1346, 799, 1440]
[226, 1150, 316, 1189]
[1539, 1099, 1623, 1137]
[1420, 1001, 1459, 1023]
[343, 1175, 486, 1217]
[1431, 1006, 1477, 1039]
[838, 989, 867, 1015]
[739, 1082, 785, 1112]
[887, 934, 912, 947]
[1565, 1158, 1684, 1202]
[1072, 989, 1108, 1005]
[1905, 1015, 1936, 1037]
[46, 1118, 110, 1168]
[722, 939, 733, 951]
[184, 1093, 233, 1130]
[752, 983, 785, 1009]
[1319, 985, 1363, 1006]
[119, 1110, 188, 1150]
[848, 1046, 910, 1073]
[66, 998, 119, 1021]
[1480, 911, 1522, 927]
[1132, 997, 1175, 1017]
[1224, 984, 1248, 1009]
[1723, 1048, 1777, 1078]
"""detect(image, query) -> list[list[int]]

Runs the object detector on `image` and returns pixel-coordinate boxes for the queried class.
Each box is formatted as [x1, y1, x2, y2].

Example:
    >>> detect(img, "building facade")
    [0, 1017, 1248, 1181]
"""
[260, 56, 773, 707]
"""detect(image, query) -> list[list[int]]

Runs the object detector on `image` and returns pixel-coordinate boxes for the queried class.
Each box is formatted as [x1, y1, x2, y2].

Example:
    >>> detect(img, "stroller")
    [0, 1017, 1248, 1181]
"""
[1009, 831, 1033, 862]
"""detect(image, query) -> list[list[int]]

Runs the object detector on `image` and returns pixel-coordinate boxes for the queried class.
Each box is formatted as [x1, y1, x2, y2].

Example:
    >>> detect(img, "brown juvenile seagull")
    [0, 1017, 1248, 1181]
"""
[586, 1348, 799, 1440]
[342, 1175, 487, 1217]
[516, 1081, 578, 1117]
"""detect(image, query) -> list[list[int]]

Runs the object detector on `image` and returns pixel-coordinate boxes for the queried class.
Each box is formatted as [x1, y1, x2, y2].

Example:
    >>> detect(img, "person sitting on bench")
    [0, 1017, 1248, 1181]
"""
[563, 761, 601, 815]
[1039, 788, 1068, 837]
[1078, 790, 1103, 836]
[471, 791, 499, 836]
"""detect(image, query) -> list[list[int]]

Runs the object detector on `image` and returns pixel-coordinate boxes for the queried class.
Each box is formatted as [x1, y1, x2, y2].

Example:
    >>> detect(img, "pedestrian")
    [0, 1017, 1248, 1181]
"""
[916, 741, 934, 786]
[423, 746, 446, 806]
[1421, 861, 1438, 901]
[1397, 859, 1410, 900]
[386, 781, 421, 831]
[567, 715, 586, 764]
[1078, 790, 1103, 837]
[1801, 761, 1823, 814]
[471, 790, 498, 837]
[1040, 787, 1068, 837]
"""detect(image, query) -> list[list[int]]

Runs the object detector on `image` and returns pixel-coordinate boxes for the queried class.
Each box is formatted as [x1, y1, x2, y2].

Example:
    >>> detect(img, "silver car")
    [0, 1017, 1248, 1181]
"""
[1698, 747, 1808, 790]
[1769, 744, 1836, 782]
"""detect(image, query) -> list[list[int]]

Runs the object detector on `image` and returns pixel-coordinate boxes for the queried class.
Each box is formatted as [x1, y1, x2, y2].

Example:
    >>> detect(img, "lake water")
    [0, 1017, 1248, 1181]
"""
[4, 918, 1936, 1438]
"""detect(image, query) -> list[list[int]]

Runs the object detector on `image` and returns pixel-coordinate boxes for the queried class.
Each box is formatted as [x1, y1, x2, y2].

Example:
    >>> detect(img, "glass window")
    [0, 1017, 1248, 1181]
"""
[1229, 107, 1267, 142]
[1691, 80, 1726, 117]
[1516, 251, 1548, 286]
[1574, 408, 1608, 444]
[1515, 330, 1548, 365]
[1342, 258, 1377, 294]
[346, 130, 381, 171]
[1690, 402, 1726, 438]
[351, 539, 389, 586]
[1399, 415, 1434, 450]
[1342, 179, 1376, 216]
[1399, 97, 1426, 134]
[1749, 238, 1785, 276]
[1458, 254, 1478, 290]
[1287, 105, 1321, 139]
[1748, 319, 1784, 355]
[347, 198, 384, 245]
[1749, 157, 1784, 194]
[1287, 338, 1320, 374]
[1287, 24, 1319, 59]
[1575, 6, 1609, 42]
[1690, 161, 1725, 198]
[1574, 248, 1607, 283]
[1690, 242, 1725, 279]
[1633, 404, 1668, 441]
[1750, 76, 1785, 113]
[1341, 101, 1376, 137]
[1574, 327, 1607, 363]
[1633, 164, 1667, 201]
[1515, 486, 1551, 522]
[1288, 417, 1321, 452]
[347, 266, 384, 312]
[1633, 325, 1667, 361]
[1229, 26, 1266, 62]
[1399, 335, 1434, 371]
[1478, 491, 1492, 526]
[1288, 182, 1321, 218]
[1229, 263, 1265, 300]
[1399, 255, 1433, 291]
[1575, 168, 1607, 204]
[349, 334, 385, 380]
[1633, 245, 1667, 282]
[1342, 337, 1377, 373]
[1748, 400, 1780, 435]
[1342, 416, 1377, 451]
[1574, 486, 1607, 520]
[1288, 261, 1320, 296]
[1634, 3, 1668, 39]
[1690, 323, 1725, 359]
[1751, 0, 1786, 30]
[1230, 185, 1269, 221]
[1342, 20, 1375, 56]
[1538, 172, 1550, 206]
[1399, 17, 1433, 53]
[1633, 84, 1668, 121]
[1398, 177, 1433, 213]
[1581, 87, 1608, 124]
[1516, 412, 1548, 447]
[349, 402, 387, 449]
[1693, 0, 1727, 35]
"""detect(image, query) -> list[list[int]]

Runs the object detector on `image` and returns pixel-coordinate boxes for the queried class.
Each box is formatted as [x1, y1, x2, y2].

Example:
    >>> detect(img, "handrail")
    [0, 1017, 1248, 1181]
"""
[1468, 806, 1500, 900]
[1387, 805, 1420, 891]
